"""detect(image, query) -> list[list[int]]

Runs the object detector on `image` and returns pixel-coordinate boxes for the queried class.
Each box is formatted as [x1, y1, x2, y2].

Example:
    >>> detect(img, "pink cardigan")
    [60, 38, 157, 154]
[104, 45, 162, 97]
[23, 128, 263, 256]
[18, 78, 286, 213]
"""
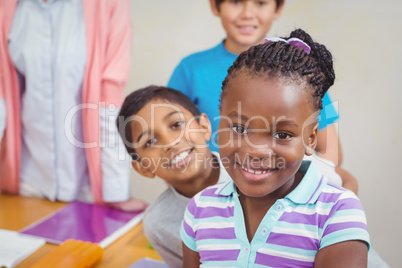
[0, 0, 132, 203]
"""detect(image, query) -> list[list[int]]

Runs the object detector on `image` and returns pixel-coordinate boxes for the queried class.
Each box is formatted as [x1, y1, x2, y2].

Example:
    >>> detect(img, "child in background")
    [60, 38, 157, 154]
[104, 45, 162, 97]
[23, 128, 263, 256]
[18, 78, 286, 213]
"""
[117, 86, 231, 268]
[167, 0, 358, 194]
[181, 29, 370, 267]
[168, 0, 285, 152]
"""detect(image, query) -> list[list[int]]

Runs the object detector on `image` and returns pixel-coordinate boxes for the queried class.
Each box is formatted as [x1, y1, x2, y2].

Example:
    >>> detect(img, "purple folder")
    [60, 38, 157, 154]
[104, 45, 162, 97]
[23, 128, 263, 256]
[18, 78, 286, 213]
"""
[20, 201, 144, 248]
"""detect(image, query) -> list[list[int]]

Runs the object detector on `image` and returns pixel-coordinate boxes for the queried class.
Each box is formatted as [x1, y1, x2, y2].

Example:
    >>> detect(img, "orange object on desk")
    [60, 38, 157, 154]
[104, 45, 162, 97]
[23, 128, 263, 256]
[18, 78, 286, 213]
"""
[31, 239, 103, 268]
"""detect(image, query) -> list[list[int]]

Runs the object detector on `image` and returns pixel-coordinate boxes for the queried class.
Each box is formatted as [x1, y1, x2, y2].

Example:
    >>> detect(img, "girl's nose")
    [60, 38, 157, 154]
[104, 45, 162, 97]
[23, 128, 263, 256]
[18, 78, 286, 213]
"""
[244, 134, 274, 159]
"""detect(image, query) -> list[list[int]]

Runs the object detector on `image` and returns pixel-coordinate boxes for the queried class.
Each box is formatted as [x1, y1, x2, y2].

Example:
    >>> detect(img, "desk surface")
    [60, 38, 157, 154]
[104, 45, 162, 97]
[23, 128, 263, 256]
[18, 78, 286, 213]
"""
[0, 194, 161, 267]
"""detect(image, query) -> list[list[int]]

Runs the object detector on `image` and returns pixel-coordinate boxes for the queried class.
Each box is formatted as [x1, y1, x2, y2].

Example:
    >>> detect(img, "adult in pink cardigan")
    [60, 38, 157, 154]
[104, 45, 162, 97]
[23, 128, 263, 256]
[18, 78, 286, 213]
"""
[0, 0, 146, 211]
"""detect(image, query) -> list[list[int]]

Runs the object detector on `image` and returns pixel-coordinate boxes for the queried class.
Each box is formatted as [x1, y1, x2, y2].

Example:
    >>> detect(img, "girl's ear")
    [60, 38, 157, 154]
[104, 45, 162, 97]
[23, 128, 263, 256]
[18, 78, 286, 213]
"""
[305, 123, 319, 156]
[131, 160, 155, 179]
[209, 0, 220, 16]
[199, 113, 212, 142]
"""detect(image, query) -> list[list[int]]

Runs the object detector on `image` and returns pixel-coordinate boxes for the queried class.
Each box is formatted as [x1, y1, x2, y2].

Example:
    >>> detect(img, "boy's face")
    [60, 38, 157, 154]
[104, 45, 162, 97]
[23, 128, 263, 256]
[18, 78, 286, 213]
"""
[130, 99, 213, 187]
[217, 74, 318, 200]
[210, 0, 284, 54]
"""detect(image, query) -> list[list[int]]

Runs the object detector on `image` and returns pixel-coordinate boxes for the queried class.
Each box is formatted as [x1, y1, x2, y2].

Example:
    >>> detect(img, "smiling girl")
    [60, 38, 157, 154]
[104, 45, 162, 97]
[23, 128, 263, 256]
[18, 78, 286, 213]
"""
[181, 28, 370, 267]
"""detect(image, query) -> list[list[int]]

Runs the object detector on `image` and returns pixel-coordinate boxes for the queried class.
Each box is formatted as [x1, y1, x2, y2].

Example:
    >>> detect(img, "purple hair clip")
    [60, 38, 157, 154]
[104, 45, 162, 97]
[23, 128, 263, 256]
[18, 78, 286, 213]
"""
[263, 37, 311, 55]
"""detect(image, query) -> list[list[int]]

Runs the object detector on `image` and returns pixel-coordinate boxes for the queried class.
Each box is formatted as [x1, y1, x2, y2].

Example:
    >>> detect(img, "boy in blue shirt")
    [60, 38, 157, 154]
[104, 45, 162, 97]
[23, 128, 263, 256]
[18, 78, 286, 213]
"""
[168, 0, 358, 194]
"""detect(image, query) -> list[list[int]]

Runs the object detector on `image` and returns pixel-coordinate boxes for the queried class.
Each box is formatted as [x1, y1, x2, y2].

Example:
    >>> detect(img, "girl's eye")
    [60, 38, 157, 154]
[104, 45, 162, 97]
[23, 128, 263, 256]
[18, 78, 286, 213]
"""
[145, 138, 157, 147]
[274, 132, 292, 140]
[172, 121, 183, 129]
[232, 125, 247, 134]
[256, 0, 267, 6]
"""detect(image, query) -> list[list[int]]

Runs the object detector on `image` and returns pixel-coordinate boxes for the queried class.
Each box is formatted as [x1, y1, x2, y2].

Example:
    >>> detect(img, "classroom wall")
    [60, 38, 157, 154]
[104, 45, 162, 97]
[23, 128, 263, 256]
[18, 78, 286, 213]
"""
[128, 1, 401, 266]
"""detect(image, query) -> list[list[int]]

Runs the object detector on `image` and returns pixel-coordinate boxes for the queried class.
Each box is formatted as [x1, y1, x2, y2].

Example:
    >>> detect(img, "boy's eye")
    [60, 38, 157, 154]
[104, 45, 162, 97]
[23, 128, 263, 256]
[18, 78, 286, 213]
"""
[145, 138, 157, 147]
[228, 0, 242, 4]
[172, 121, 184, 129]
[232, 125, 247, 134]
[273, 132, 292, 140]
[256, 0, 267, 6]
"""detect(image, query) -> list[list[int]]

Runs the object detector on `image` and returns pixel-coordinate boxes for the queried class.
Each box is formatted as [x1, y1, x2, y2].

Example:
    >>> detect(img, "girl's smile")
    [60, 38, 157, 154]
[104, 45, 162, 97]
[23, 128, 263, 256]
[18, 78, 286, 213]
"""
[236, 162, 279, 182]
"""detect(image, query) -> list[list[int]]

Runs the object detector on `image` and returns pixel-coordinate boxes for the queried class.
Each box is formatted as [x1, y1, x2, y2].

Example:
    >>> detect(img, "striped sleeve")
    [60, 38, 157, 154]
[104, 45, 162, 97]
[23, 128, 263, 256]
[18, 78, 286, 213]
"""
[320, 189, 370, 250]
[180, 196, 198, 252]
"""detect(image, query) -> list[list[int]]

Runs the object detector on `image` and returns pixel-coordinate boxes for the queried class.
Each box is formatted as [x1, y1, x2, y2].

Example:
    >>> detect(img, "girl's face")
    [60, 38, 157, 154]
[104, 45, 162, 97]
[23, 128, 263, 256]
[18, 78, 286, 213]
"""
[217, 74, 318, 200]
[211, 0, 283, 54]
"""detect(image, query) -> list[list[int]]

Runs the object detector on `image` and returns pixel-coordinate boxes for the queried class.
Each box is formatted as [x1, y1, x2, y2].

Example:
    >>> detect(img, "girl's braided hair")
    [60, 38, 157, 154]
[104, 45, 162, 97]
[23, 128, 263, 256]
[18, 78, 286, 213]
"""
[221, 28, 335, 111]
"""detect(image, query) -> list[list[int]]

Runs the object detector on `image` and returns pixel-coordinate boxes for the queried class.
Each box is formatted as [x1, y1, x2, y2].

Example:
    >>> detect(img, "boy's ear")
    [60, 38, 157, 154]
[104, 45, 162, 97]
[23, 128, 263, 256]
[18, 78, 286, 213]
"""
[199, 113, 212, 142]
[305, 123, 318, 156]
[209, 0, 220, 16]
[273, 0, 285, 20]
[131, 160, 155, 179]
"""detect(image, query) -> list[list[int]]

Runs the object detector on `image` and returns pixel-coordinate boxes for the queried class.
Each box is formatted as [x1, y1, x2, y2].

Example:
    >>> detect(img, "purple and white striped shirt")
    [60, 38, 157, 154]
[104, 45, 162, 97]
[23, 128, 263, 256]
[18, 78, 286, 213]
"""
[181, 161, 370, 267]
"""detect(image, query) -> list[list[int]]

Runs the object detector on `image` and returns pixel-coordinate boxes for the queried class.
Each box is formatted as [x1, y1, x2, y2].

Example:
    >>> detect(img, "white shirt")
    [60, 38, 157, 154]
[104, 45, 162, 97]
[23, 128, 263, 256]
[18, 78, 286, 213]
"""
[8, 0, 130, 202]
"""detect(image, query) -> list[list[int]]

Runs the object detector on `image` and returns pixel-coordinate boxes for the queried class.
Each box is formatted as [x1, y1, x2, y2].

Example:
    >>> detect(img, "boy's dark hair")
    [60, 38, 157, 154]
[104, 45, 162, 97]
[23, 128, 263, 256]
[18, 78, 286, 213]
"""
[215, 0, 284, 11]
[221, 28, 335, 111]
[117, 85, 201, 161]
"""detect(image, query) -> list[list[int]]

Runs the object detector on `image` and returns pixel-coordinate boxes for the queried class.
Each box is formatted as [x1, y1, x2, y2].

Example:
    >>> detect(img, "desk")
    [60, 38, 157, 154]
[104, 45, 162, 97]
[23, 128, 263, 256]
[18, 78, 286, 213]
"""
[0, 194, 161, 267]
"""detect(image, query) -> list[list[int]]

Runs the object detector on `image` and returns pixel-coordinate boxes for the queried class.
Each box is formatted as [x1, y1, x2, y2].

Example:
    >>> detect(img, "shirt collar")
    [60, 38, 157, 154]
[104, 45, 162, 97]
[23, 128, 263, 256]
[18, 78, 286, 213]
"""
[215, 179, 236, 196]
[218, 40, 239, 58]
[214, 160, 326, 204]
[212, 151, 232, 184]
[285, 161, 326, 204]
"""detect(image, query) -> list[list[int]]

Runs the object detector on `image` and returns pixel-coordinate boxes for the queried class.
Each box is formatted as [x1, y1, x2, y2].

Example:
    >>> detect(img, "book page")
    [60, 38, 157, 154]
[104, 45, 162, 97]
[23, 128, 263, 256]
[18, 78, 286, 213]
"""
[0, 229, 45, 268]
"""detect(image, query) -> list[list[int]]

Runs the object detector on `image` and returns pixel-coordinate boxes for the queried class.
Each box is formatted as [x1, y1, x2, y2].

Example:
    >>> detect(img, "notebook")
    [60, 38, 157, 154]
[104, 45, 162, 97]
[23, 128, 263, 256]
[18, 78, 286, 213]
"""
[20, 201, 144, 248]
[0, 229, 46, 268]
